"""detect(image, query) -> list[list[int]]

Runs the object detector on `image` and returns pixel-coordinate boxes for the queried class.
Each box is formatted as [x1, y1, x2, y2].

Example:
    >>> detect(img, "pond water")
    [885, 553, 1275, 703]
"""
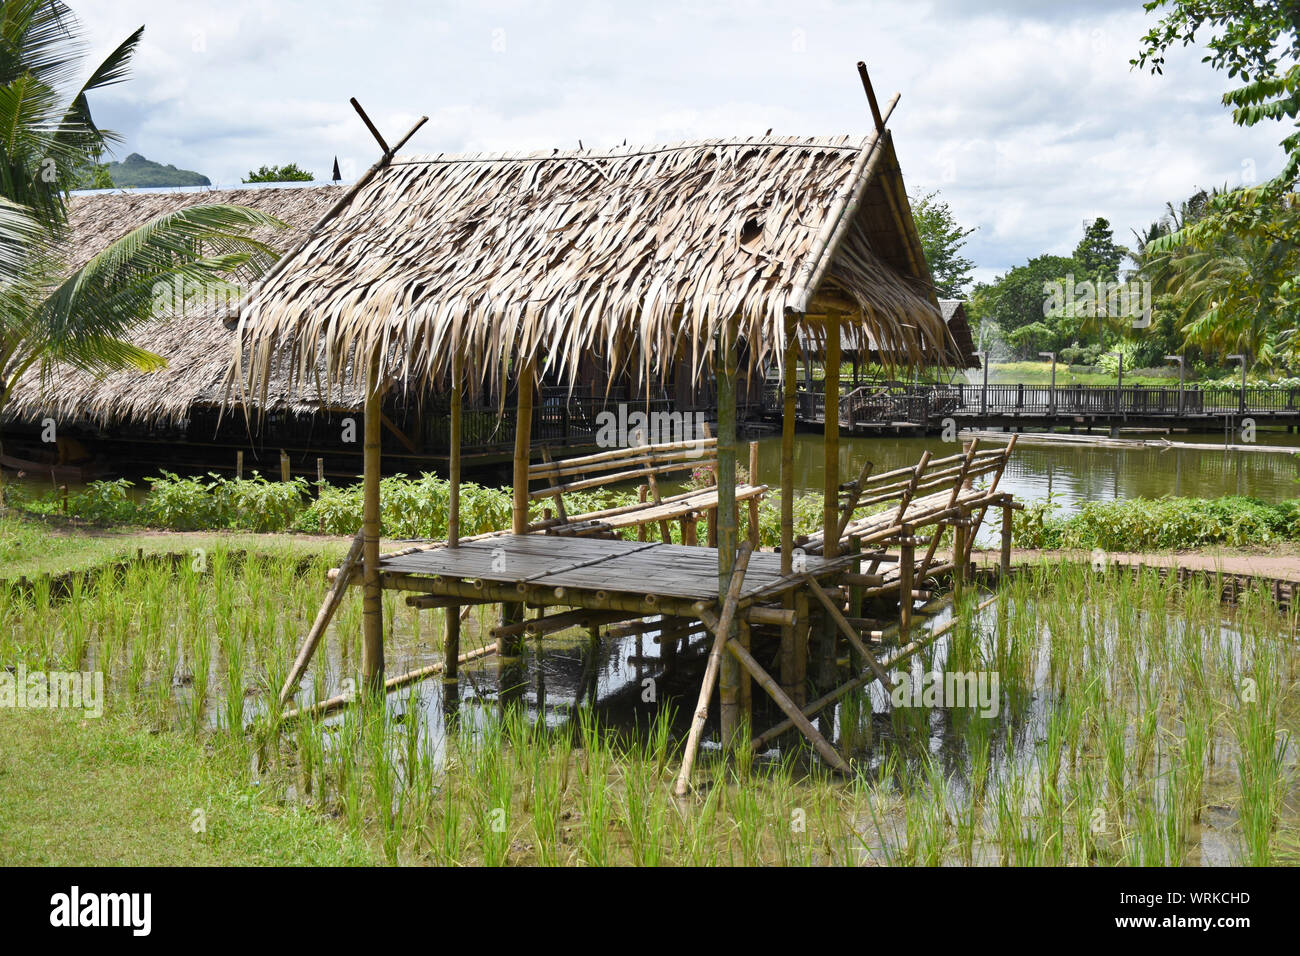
[749, 430, 1300, 516]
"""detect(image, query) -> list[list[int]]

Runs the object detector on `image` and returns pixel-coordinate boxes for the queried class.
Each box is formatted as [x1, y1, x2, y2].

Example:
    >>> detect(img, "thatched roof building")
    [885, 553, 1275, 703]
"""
[939, 300, 979, 369]
[2, 184, 347, 428]
[235, 132, 954, 402]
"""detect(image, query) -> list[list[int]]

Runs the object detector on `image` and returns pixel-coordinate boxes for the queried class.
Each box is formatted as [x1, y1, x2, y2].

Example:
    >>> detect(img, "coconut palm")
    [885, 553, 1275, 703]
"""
[0, 0, 282, 414]
[1140, 187, 1300, 367]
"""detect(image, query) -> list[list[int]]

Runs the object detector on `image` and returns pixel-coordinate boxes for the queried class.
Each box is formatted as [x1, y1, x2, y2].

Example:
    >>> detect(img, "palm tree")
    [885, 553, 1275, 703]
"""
[1140, 187, 1299, 367]
[0, 0, 282, 416]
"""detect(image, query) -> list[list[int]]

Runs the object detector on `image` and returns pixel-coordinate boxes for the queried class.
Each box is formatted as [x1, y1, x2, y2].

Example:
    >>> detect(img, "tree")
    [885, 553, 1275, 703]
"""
[0, 2, 282, 419]
[1136, 4, 1300, 365]
[909, 189, 976, 297]
[1135, 1, 1300, 186]
[1141, 187, 1299, 366]
[71, 162, 114, 190]
[1073, 217, 1125, 281]
[243, 163, 314, 183]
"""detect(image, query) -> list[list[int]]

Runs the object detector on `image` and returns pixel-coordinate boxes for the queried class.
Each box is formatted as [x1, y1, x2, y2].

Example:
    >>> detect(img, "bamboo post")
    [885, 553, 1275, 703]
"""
[847, 537, 864, 670]
[899, 531, 915, 641]
[316, 458, 325, 498]
[445, 351, 464, 715]
[716, 323, 742, 749]
[361, 352, 385, 693]
[500, 356, 534, 701]
[823, 319, 841, 560]
[793, 589, 810, 707]
[675, 543, 752, 796]
[953, 515, 967, 599]
[781, 321, 798, 575]
[280, 449, 290, 483]
[278, 529, 365, 707]
[449, 351, 463, 547]
[779, 318, 799, 706]
[236, 450, 243, 479]
[512, 357, 536, 536]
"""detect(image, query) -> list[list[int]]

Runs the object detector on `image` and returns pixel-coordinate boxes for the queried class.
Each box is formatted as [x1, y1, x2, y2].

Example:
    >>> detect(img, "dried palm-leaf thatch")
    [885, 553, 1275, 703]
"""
[234, 130, 954, 404]
[2, 184, 348, 427]
[939, 300, 979, 369]
[795, 297, 978, 369]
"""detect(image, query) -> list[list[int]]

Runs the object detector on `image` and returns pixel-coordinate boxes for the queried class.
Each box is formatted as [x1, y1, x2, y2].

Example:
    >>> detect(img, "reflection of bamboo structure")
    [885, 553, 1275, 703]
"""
[246, 71, 1004, 790]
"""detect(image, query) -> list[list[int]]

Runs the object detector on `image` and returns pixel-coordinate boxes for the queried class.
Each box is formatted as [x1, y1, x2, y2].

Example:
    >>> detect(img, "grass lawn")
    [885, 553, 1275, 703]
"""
[986, 360, 1181, 386]
[0, 707, 381, 865]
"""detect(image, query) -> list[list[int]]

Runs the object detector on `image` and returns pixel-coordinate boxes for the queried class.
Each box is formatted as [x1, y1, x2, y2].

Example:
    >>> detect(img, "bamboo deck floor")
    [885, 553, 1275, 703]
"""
[379, 534, 828, 604]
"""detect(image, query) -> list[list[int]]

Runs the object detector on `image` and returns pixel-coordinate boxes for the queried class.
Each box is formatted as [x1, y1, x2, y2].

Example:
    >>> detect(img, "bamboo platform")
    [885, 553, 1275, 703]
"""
[379, 534, 833, 609]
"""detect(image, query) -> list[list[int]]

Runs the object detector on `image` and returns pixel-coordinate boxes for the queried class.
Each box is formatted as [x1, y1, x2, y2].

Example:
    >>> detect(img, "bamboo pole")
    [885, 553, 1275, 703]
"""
[449, 351, 463, 547]
[278, 529, 364, 707]
[953, 516, 967, 599]
[675, 542, 752, 797]
[898, 532, 915, 640]
[780, 321, 799, 574]
[512, 357, 536, 535]
[361, 351, 385, 693]
[823, 319, 841, 560]
[716, 324, 742, 748]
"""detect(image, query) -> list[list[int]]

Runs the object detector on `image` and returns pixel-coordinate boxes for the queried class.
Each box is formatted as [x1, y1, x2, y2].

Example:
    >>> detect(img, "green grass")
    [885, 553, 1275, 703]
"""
[0, 708, 380, 865]
[2, 517, 1296, 867]
[986, 360, 1183, 386]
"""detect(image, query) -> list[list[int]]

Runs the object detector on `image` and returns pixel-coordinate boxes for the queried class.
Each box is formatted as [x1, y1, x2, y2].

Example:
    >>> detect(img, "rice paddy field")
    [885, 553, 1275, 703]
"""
[1, 548, 1296, 866]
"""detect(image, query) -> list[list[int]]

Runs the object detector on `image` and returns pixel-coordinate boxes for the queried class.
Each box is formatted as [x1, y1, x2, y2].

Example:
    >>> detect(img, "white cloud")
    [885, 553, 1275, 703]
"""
[74, 0, 1287, 284]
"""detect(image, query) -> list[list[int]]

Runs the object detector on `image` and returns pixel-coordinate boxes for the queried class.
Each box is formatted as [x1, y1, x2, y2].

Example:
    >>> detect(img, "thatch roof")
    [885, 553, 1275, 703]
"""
[795, 298, 977, 367]
[235, 129, 954, 402]
[939, 300, 980, 369]
[3, 184, 348, 427]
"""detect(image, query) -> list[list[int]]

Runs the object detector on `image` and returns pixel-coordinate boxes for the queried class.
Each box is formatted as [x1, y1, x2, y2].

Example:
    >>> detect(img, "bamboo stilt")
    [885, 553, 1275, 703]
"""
[449, 351, 463, 547]
[823, 319, 841, 560]
[361, 351, 385, 693]
[716, 324, 742, 749]
[899, 533, 915, 640]
[512, 358, 535, 535]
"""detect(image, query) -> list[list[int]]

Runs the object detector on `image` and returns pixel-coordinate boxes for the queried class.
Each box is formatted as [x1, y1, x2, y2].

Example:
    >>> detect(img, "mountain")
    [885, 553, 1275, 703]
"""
[103, 153, 211, 188]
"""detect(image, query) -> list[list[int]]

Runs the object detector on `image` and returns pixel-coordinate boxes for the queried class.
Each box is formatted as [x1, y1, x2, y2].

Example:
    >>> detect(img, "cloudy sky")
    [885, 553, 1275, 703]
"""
[77, 0, 1286, 285]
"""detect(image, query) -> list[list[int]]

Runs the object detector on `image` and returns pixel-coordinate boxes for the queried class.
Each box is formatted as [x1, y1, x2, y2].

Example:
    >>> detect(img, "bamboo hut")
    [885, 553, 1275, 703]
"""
[248, 69, 992, 783]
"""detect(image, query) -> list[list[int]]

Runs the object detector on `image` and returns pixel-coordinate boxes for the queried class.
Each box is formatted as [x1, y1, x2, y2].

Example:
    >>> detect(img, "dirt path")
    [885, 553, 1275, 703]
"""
[973, 546, 1300, 582]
